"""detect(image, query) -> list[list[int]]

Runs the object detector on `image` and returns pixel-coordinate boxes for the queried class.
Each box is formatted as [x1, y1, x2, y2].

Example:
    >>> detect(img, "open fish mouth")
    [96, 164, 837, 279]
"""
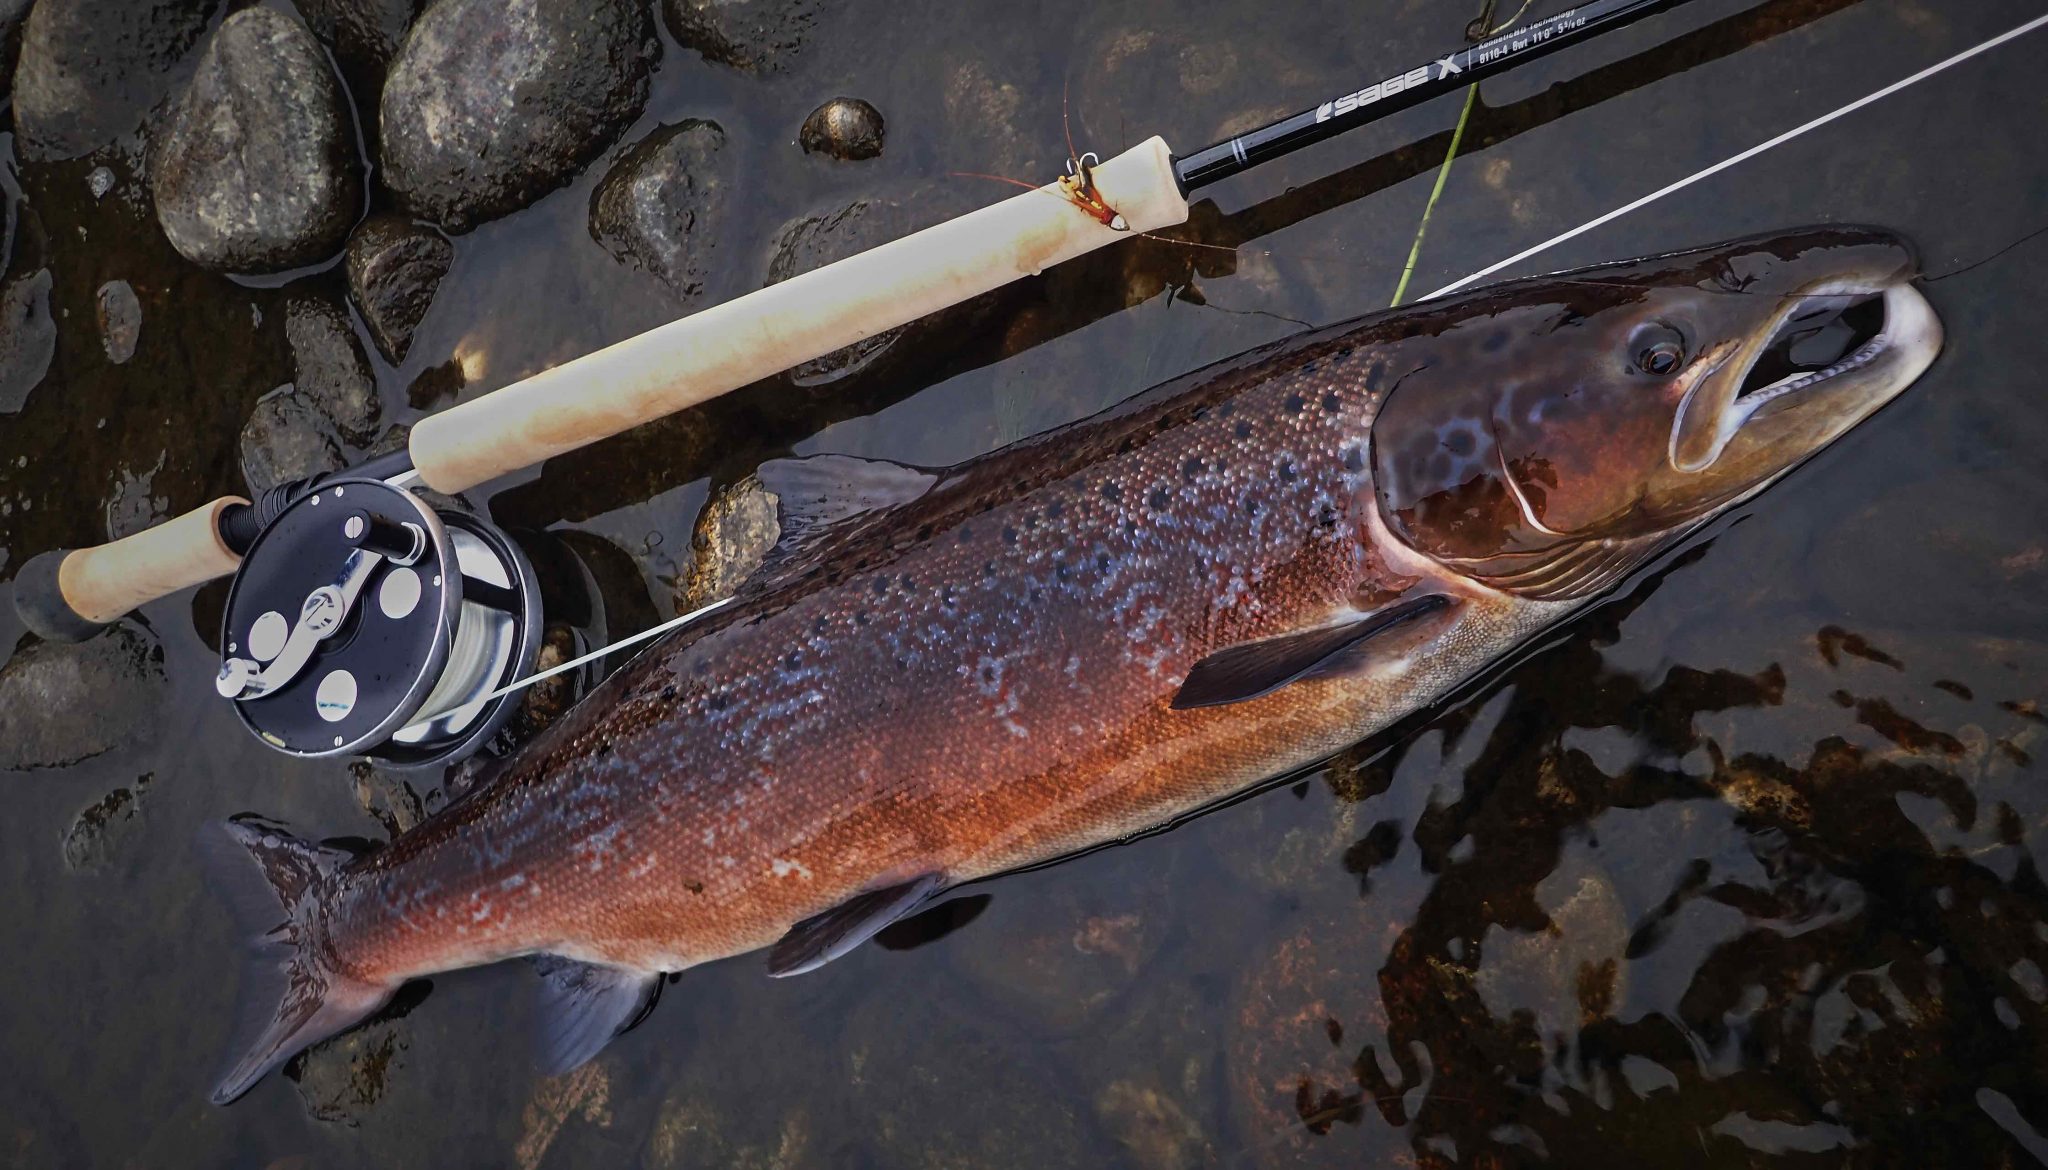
[1678, 278, 1942, 473]
[1733, 282, 1927, 415]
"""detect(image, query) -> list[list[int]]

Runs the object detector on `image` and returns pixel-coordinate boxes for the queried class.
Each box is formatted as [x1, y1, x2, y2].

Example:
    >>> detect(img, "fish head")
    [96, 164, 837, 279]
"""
[1371, 227, 1942, 598]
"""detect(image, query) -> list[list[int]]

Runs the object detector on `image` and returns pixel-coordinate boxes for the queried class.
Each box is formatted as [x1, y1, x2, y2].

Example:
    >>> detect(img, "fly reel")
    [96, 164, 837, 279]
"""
[214, 477, 541, 768]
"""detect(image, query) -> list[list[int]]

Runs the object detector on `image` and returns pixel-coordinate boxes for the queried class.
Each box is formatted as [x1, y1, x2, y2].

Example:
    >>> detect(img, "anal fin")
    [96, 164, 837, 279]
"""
[767, 873, 945, 977]
[531, 956, 663, 1076]
[1171, 594, 1452, 710]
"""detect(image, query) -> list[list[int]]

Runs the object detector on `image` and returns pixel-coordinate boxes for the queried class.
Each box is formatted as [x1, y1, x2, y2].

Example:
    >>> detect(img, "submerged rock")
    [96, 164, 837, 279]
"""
[61, 773, 156, 871]
[284, 297, 381, 444]
[662, 0, 813, 72]
[799, 97, 884, 161]
[151, 8, 362, 273]
[12, 0, 220, 159]
[589, 120, 731, 307]
[288, 1010, 413, 1125]
[0, 629, 165, 771]
[0, 0, 30, 97]
[344, 215, 453, 364]
[0, 269, 57, 414]
[1095, 1079, 1216, 1170]
[764, 185, 1012, 392]
[380, 0, 658, 231]
[240, 386, 346, 494]
[97, 280, 143, 365]
[238, 296, 382, 492]
[678, 475, 778, 612]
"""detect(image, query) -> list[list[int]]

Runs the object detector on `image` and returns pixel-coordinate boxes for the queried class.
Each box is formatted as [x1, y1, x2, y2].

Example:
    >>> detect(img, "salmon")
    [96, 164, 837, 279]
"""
[203, 227, 1942, 1103]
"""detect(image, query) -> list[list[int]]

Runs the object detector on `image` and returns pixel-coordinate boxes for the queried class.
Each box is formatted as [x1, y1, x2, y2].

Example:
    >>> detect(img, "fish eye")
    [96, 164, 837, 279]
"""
[1630, 324, 1687, 376]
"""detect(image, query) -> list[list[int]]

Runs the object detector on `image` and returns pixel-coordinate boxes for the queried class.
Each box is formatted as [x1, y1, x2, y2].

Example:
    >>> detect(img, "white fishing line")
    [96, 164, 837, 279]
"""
[432, 11, 2048, 727]
[1423, 11, 2048, 300]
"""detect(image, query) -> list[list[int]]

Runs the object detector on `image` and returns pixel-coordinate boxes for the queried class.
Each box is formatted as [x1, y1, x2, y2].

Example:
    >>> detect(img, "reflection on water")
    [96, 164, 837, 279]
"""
[2, 0, 2047, 1165]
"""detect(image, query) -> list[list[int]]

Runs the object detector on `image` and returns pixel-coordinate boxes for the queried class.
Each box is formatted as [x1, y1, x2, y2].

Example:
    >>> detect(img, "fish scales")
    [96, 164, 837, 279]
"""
[333, 321, 1455, 978]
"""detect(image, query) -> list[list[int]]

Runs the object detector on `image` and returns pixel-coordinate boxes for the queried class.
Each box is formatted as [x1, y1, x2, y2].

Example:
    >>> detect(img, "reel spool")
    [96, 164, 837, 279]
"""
[214, 477, 541, 768]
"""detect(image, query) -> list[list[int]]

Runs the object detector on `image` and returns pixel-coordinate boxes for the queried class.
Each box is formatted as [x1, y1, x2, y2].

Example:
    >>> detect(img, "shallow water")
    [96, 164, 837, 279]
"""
[3, 0, 2047, 1165]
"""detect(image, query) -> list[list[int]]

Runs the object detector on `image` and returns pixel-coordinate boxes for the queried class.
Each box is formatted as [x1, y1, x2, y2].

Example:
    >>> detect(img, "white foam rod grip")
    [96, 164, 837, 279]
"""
[407, 137, 1189, 494]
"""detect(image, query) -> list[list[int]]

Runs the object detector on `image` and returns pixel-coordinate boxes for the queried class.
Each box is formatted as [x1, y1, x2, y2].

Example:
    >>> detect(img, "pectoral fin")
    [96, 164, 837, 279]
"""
[766, 872, 945, 977]
[531, 956, 663, 1075]
[1171, 594, 1451, 710]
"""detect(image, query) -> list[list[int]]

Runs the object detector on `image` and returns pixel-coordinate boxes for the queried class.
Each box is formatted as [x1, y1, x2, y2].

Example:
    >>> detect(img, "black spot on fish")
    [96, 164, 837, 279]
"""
[1183, 457, 1203, 482]
[1117, 437, 1136, 455]
[1337, 345, 1354, 358]
[1319, 504, 1338, 528]
[984, 562, 998, 578]
[812, 616, 829, 635]
[917, 524, 933, 541]
[900, 575, 915, 592]
[661, 685, 677, 701]
[855, 611, 871, 626]
[1028, 588, 1042, 604]
[1047, 500, 1064, 519]
[1444, 431, 1475, 456]
[1303, 359, 1319, 374]
[784, 651, 801, 669]
[1192, 406, 1210, 421]
[981, 664, 997, 683]
[1148, 487, 1170, 511]
[1235, 421, 1252, 439]
[1003, 526, 1018, 545]
[1322, 393, 1341, 413]
[1483, 329, 1510, 353]
[1342, 446, 1365, 472]
[1219, 401, 1235, 417]
[1096, 553, 1113, 572]
[596, 741, 612, 757]
[1286, 393, 1306, 414]
[873, 578, 889, 596]
[956, 525, 971, 543]
[1101, 482, 1122, 503]
[1278, 460, 1297, 483]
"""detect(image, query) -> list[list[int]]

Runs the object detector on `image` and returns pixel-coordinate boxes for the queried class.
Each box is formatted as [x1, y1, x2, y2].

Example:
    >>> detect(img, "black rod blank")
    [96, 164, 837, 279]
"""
[1173, 0, 1695, 192]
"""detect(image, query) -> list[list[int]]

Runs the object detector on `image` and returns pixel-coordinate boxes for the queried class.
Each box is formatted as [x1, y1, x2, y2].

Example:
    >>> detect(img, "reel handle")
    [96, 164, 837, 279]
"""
[407, 136, 1191, 494]
[15, 497, 248, 641]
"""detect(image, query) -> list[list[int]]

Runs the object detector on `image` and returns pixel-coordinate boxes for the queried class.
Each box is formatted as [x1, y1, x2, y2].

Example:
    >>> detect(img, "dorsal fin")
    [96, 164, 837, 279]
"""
[1170, 595, 1452, 710]
[750, 454, 939, 583]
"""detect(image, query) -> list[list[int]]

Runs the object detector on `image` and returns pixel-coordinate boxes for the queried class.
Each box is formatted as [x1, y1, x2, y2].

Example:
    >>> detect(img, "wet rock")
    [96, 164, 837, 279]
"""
[97, 280, 143, 364]
[0, 269, 57, 413]
[239, 384, 346, 495]
[1096, 1079, 1216, 1170]
[380, 0, 658, 231]
[12, 0, 220, 160]
[284, 297, 380, 444]
[589, 120, 730, 307]
[1815, 469, 2048, 634]
[764, 184, 1011, 392]
[644, 1089, 811, 1170]
[0, 628, 165, 771]
[288, 1015, 409, 1125]
[296, 0, 418, 81]
[679, 475, 777, 611]
[798, 97, 884, 161]
[662, 0, 813, 72]
[62, 773, 156, 871]
[344, 214, 453, 364]
[0, 0, 29, 96]
[150, 8, 362, 273]
[238, 297, 381, 493]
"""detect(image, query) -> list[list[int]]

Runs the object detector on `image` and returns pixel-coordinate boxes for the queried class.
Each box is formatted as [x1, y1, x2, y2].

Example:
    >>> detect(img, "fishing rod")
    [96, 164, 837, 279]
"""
[0, 0, 1901, 769]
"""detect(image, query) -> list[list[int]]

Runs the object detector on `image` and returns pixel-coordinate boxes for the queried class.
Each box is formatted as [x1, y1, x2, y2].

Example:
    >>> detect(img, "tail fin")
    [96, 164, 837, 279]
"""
[200, 817, 395, 1105]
